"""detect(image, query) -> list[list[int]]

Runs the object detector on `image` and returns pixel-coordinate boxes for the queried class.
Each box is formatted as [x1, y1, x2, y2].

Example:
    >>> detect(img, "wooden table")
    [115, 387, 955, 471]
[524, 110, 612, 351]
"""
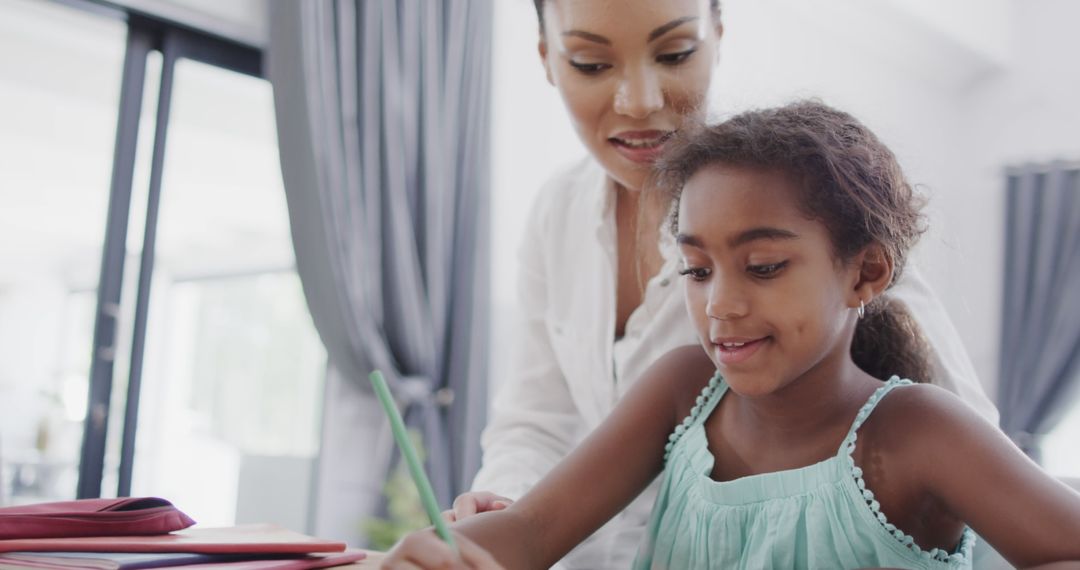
[344, 551, 384, 567]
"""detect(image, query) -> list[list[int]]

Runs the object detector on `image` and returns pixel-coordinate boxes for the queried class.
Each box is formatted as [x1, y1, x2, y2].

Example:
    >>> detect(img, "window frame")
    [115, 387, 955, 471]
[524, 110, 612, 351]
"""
[65, 0, 264, 499]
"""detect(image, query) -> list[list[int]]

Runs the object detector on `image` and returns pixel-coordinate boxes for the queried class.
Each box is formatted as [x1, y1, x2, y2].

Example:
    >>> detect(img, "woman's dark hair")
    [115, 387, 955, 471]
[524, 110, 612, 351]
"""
[533, 0, 722, 33]
[650, 100, 932, 383]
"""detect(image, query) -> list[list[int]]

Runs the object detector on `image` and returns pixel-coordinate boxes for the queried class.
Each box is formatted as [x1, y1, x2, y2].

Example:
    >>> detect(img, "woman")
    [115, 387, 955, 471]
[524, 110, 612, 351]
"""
[458, 1, 998, 568]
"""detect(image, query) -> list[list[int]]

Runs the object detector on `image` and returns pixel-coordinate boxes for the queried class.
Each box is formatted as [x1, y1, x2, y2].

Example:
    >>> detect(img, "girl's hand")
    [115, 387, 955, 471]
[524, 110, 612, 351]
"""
[441, 491, 513, 522]
[380, 529, 505, 569]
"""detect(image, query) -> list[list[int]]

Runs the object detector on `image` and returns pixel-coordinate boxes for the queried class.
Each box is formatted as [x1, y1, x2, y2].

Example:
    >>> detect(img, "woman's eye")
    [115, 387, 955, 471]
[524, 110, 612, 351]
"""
[657, 49, 696, 66]
[569, 61, 611, 75]
[747, 261, 788, 278]
[678, 266, 710, 281]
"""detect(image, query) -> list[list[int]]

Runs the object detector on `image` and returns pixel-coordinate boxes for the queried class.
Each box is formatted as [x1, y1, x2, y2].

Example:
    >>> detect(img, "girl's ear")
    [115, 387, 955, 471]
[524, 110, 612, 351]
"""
[850, 243, 894, 309]
[538, 40, 554, 86]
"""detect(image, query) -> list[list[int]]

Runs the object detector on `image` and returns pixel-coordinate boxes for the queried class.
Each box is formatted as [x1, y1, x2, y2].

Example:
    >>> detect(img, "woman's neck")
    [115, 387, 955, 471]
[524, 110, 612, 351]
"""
[611, 177, 667, 226]
[611, 178, 665, 338]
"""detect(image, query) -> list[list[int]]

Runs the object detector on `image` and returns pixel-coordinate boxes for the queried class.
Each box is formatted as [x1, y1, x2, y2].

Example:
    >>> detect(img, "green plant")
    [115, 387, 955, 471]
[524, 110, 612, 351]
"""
[362, 428, 432, 550]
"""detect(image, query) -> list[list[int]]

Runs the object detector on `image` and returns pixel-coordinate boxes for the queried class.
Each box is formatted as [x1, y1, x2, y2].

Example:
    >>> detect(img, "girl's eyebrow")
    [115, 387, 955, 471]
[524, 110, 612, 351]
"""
[728, 227, 799, 248]
[675, 227, 799, 249]
[561, 16, 700, 46]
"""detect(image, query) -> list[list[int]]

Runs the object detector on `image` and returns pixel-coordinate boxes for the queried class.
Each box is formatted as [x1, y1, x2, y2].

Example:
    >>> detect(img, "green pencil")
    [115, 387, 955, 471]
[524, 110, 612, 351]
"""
[368, 370, 457, 549]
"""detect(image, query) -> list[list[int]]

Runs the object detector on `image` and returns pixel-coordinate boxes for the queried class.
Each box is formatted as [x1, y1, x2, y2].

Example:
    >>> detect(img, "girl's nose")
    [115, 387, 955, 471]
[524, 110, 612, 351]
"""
[705, 279, 749, 321]
[613, 65, 664, 119]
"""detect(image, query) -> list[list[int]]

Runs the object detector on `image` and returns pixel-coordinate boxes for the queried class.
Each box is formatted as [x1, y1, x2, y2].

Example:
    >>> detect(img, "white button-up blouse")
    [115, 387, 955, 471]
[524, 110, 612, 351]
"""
[473, 157, 999, 569]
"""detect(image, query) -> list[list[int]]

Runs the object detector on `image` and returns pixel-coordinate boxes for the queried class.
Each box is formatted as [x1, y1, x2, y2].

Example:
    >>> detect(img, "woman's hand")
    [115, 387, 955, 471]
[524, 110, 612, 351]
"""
[441, 491, 513, 522]
[380, 529, 506, 569]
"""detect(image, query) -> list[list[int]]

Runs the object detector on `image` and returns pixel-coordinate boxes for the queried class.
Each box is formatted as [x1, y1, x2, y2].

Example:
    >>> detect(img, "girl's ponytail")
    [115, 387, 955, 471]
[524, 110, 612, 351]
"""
[851, 298, 931, 383]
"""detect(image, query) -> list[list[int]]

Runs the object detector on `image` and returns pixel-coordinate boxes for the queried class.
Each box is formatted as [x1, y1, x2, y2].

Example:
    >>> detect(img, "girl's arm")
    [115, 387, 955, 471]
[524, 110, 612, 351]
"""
[903, 384, 1080, 567]
[385, 346, 715, 570]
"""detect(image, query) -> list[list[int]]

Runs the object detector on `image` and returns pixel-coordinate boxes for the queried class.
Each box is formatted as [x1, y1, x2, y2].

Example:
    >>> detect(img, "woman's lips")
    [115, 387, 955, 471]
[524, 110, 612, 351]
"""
[608, 130, 674, 164]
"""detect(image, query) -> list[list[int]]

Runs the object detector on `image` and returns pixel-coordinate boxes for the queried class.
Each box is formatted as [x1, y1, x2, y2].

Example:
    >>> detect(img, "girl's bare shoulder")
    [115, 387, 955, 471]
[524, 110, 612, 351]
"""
[634, 345, 716, 425]
[860, 381, 1002, 473]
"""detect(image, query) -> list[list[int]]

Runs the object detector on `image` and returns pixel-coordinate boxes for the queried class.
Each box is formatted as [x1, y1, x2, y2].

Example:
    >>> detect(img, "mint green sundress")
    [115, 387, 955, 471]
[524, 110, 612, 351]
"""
[632, 373, 976, 569]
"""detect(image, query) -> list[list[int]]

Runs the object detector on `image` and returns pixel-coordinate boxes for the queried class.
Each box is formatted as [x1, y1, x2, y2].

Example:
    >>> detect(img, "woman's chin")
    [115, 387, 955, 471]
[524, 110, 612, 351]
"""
[596, 151, 653, 191]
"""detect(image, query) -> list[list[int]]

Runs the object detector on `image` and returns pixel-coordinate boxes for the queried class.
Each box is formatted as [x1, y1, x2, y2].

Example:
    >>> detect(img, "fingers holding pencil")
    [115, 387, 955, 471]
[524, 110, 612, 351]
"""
[380, 529, 506, 570]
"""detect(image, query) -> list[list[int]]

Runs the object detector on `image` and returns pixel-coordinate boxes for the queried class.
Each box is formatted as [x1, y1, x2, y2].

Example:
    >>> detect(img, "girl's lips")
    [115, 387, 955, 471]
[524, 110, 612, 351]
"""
[712, 337, 769, 365]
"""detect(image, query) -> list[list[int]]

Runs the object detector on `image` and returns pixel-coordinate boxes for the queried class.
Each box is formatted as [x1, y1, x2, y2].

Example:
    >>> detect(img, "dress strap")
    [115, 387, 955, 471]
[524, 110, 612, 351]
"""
[663, 370, 725, 461]
[839, 376, 978, 565]
[841, 375, 912, 444]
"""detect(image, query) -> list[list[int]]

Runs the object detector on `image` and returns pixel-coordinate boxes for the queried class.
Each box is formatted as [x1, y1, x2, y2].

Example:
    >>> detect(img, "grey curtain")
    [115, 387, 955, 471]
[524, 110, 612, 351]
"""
[997, 163, 1080, 460]
[266, 0, 492, 509]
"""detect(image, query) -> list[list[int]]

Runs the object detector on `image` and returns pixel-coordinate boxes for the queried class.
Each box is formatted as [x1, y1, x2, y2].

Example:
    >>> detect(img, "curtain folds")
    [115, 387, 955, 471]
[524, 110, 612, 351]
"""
[267, 0, 492, 512]
[997, 163, 1080, 460]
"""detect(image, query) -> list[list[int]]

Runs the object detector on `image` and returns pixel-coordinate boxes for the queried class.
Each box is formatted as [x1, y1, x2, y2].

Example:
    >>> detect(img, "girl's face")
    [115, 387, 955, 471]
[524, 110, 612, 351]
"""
[539, 0, 721, 191]
[676, 166, 863, 397]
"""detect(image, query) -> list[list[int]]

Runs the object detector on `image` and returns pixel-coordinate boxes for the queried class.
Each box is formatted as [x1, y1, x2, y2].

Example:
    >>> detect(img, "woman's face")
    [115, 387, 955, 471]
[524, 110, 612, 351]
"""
[539, 0, 721, 191]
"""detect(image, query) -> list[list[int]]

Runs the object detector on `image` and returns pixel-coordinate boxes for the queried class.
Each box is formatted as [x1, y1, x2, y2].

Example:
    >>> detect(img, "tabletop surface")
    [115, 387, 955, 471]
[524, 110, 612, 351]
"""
[345, 551, 385, 567]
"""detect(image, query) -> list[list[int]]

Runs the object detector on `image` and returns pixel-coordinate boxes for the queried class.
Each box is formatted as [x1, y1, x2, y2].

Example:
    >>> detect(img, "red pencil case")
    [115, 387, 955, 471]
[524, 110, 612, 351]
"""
[0, 497, 195, 540]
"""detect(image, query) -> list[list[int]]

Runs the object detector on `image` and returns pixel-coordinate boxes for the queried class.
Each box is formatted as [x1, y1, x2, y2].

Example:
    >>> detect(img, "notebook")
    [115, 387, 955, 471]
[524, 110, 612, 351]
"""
[0, 551, 258, 569]
[0, 525, 346, 555]
[0, 550, 367, 570]
[156, 550, 368, 570]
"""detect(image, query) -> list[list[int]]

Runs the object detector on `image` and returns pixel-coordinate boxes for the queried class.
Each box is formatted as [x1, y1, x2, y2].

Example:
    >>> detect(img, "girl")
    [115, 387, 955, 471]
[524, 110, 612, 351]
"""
[469, 2, 997, 567]
[384, 102, 1080, 569]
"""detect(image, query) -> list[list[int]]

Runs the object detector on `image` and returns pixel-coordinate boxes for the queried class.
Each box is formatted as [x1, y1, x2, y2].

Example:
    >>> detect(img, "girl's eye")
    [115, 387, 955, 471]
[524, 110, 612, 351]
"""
[678, 266, 711, 282]
[569, 61, 611, 75]
[747, 261, 788, 278]
[657, 49, 696, 66]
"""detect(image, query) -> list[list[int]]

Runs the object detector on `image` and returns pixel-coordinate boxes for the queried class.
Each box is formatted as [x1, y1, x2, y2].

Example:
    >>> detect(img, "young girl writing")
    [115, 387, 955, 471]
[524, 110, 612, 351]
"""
[382, 101, 1080, 569]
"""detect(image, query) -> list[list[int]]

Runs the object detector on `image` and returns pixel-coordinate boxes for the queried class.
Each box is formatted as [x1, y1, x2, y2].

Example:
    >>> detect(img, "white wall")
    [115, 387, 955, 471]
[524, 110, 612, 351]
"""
[881, 0, 1012, 67]
[951, 0, 1080, 395]
[953, 0, 1080, 479]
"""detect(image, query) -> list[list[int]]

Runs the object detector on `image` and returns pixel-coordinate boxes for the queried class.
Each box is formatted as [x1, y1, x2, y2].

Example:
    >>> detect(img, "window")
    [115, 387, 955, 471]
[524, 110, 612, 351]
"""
[0, 0, 325, 527]
[0, 0, 127, 505]
[119, 57, 324, 527]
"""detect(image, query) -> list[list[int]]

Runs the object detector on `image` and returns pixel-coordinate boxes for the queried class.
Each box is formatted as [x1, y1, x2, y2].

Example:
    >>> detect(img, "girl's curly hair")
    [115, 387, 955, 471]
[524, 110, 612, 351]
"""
[650, 100, 932, 383]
